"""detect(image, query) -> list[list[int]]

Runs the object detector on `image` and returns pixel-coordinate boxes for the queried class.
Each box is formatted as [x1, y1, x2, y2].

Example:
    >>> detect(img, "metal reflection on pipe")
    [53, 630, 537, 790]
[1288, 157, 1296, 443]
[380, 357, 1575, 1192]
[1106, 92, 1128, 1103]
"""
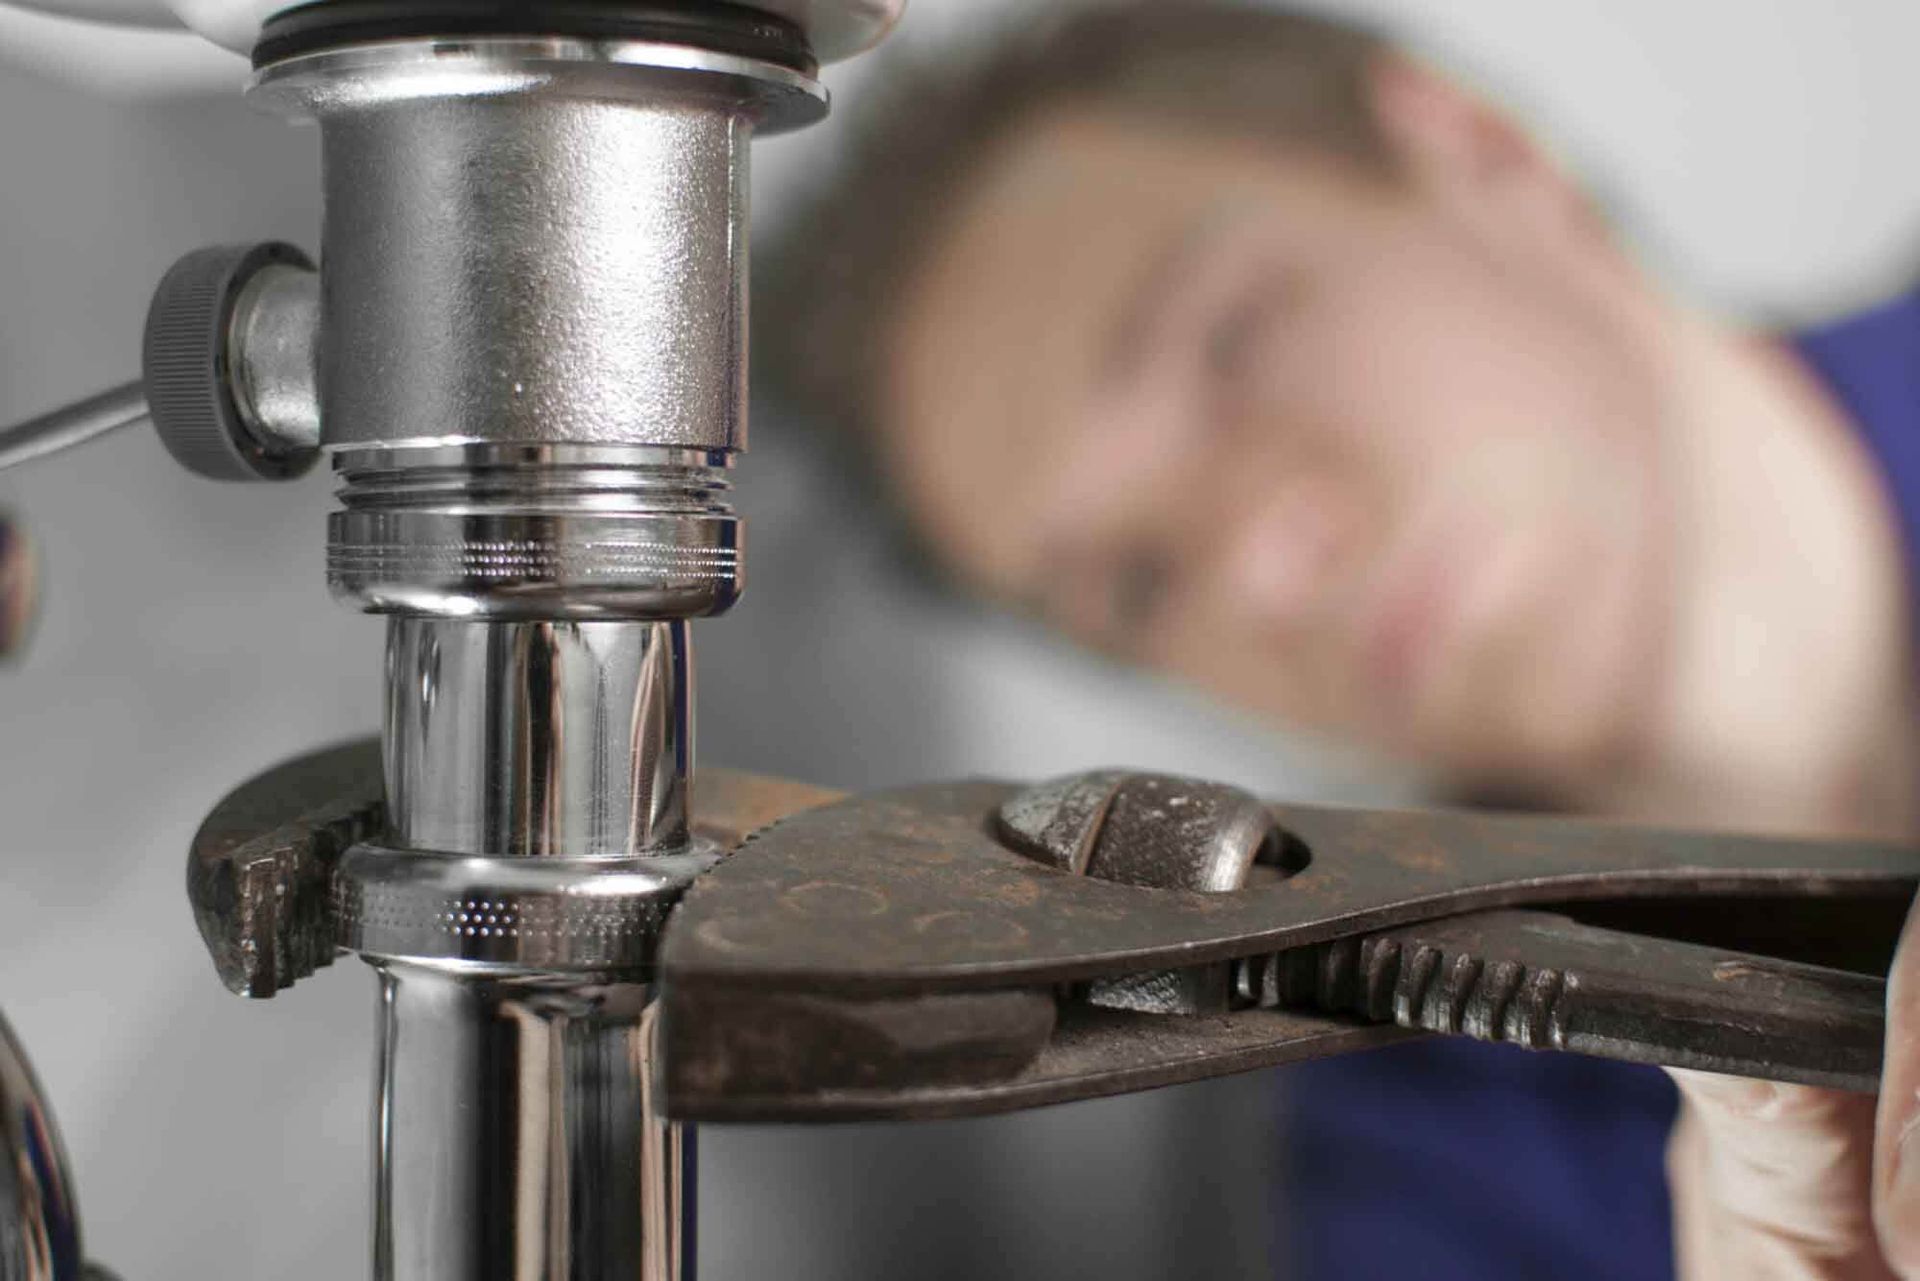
[384, 619, 690, 860]
[371, 963, 689, 1281]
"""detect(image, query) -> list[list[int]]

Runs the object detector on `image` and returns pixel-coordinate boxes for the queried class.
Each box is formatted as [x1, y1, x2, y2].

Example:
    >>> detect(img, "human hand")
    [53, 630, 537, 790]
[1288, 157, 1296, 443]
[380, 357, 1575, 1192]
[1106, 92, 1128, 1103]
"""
[1668, 897, 1920, 1280]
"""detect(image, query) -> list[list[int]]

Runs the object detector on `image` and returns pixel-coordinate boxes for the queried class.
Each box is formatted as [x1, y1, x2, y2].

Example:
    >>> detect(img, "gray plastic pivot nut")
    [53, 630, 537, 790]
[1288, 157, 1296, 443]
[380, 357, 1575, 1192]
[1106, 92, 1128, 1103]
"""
[143, 242, 319, 482]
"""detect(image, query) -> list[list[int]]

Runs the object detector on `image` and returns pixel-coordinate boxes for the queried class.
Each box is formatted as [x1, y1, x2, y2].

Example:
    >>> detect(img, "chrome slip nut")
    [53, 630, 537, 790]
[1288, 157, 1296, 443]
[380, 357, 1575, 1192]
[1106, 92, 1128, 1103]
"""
[333, 842, 721, 971]
[329, 446, 743, 620]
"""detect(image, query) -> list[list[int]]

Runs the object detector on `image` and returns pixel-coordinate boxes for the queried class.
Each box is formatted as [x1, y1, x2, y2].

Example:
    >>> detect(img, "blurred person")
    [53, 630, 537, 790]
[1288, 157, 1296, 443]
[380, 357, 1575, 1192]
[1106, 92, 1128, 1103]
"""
[758, 2, 1920, 1277]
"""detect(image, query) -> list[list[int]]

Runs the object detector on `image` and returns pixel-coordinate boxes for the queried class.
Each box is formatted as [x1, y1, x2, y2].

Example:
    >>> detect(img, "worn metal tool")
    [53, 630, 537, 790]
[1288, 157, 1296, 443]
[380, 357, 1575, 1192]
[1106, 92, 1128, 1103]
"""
[656, 773, 1916, 1119]
[191, 749, 1919, 1126]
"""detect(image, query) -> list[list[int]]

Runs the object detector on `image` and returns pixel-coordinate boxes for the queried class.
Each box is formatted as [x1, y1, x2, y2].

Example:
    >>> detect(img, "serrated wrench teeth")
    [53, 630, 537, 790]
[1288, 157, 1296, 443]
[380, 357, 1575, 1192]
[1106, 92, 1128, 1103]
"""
[187, 740, 385, 998]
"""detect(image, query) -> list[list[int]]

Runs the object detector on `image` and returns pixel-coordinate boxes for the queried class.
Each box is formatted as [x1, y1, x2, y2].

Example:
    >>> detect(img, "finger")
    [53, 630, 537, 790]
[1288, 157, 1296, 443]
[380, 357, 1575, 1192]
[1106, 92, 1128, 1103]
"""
[1667, 1069, 1895, 1280]
[0, 518, 33, 657]
[1875, 894, 1920, 1272]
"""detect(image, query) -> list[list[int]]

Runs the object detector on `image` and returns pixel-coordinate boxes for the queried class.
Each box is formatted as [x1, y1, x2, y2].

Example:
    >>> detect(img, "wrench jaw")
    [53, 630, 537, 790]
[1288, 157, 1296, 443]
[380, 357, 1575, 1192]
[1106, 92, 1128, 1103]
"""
[659, 985, 1060, 1113]
[653, 778, 1920, 997]
[1259, 910, 1890, 1093]
[185, 739, 385, 998]
[658, 989, 1409, 1124]
[654, 773, 1920, 1122]
[650, 773, 1400, 1120]
[658, 911, 1892, 1123]
[182, 744, 839, 1004]
[187, 758, 1920, 1121]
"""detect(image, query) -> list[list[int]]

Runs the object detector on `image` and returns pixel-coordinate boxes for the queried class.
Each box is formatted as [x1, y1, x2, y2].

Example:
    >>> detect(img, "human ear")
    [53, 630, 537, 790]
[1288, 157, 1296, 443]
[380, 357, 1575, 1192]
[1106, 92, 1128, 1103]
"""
[1367, 53, 1603, 242]
[1367, 53, 1541, 183]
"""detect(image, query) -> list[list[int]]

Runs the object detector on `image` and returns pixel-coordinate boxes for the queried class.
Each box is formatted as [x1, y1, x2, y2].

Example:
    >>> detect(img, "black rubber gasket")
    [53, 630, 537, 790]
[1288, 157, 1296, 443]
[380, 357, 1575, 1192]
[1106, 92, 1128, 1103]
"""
[253, 0, 815, 74]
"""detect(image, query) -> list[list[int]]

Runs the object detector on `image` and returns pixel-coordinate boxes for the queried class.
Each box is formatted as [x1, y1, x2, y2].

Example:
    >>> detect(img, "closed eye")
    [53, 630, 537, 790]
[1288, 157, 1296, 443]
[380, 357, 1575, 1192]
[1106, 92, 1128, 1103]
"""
[1205, 271, 1299, 390]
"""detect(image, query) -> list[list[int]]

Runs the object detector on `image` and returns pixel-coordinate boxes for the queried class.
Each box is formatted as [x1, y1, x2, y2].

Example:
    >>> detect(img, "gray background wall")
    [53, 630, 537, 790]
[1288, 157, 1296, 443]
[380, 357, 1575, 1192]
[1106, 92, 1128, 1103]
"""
[1, 2, 1917, 1277]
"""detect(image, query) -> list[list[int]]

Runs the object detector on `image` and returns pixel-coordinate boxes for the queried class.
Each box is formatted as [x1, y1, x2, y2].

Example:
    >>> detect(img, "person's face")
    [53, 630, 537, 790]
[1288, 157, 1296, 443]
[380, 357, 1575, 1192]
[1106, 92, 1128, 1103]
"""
[882, 64, 1678, 786]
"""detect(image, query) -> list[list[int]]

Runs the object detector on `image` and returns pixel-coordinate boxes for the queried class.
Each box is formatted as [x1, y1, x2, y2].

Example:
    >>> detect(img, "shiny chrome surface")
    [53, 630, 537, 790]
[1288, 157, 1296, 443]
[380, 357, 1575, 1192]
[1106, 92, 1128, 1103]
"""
[17, 0, 906, 64]
[0, 1011, 86, 1281]
[0, 382, 146, 472]
[155, 14, 896, 1281]
[385, 618, 692, 859]
[252, 39, 823, 459]
[330, 446, 741, 620]
[262, 35, 788, 1281]
[228, 259, 320, 456]
[141, 241, 321, 480]
[363, 617, 704, 1278]
[372, 962, 691, 1281]
[335, 841, 717, 969]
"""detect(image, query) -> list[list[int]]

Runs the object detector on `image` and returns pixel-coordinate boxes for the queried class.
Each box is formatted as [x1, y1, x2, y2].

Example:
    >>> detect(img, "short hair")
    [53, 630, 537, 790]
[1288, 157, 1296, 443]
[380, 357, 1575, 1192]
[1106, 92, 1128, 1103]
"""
[754, 0, 1396, 488]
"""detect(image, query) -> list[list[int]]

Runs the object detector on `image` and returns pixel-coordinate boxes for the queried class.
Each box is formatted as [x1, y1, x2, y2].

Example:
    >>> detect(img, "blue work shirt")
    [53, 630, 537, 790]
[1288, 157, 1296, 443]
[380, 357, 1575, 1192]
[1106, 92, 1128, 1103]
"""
[1278, 284, 1920, 1281]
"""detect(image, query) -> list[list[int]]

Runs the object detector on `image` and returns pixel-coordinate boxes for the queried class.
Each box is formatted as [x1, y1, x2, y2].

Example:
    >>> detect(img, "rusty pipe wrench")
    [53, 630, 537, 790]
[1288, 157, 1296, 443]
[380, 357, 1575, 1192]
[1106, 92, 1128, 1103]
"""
[180, 747, 1918, 1123]
[654, 773, 1917, 1121]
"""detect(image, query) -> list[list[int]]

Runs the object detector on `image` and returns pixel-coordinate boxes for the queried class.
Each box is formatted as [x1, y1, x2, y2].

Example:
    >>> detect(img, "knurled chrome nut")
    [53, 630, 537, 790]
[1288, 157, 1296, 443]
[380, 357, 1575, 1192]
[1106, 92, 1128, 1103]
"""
[333, 841, 721, 971]
[144, 241, 320, 482]
[327, 508, 742, 620]
[327, 446, 743, 621]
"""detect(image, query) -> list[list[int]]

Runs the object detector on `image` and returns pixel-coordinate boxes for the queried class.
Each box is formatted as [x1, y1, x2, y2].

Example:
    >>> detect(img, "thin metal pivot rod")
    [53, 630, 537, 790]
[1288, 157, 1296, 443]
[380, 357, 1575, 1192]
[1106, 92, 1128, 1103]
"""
[0, 382, 146, 471]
